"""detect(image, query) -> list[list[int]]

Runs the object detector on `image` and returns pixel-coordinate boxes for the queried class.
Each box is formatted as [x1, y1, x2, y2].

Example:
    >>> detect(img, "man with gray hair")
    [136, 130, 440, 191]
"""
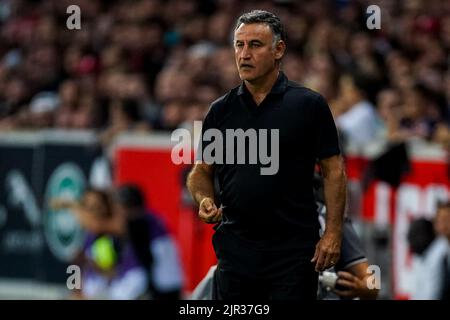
[187, 10, 346, 300]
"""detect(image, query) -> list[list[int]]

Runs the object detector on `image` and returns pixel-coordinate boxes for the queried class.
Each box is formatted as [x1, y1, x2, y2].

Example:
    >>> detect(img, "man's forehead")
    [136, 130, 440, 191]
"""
[234, 23, 273, 41]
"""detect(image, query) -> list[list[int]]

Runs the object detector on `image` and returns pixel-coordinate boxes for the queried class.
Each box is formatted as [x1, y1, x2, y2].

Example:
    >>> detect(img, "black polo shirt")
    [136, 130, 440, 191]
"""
[200, 71, 340, 246]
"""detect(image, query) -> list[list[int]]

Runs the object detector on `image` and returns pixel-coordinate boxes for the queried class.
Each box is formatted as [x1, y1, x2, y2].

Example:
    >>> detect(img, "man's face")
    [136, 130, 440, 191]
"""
[234, 23, 285, 82]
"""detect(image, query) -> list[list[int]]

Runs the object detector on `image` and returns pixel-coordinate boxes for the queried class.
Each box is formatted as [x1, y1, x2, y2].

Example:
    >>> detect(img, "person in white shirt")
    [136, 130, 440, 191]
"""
[434, 202, 450, 300]
[407, 216, 448, 300]
[335, 73, 382, 147]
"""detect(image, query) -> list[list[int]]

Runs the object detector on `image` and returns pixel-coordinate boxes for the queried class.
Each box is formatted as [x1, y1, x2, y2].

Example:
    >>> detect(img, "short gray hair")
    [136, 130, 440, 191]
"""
[234, 10, 287, 47]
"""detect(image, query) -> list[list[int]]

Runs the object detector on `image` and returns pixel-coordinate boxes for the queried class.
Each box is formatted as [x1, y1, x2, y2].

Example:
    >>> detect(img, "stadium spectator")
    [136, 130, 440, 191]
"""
[407, 217, 448, 300]
[434, 202, 450, 300]
[52, 188, 149, 300]
[113, 184, 184, 300]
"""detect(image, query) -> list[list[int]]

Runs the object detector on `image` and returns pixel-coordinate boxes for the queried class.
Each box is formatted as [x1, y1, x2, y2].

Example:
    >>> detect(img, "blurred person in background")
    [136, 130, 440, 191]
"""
[154, 99, 185, 131]
[407, 199, 450, 300]
[434, 202, 450, 300]
[399, 84, 442, 141]
[53, 80, 80, 128]
[23, 91, 60, 129]
[52, 188, 149, 300]
[0, 91, 59, 130]
[407, 217, 448, 300]
[54, 184, 184, 299]
[99, 98, 150, 146]
[0, 76, 30, 120]
[376, 88, 403, 142]
[113, 184, 184, 300]
[335, 72, 382, 147]
[54, 80, 98, 129]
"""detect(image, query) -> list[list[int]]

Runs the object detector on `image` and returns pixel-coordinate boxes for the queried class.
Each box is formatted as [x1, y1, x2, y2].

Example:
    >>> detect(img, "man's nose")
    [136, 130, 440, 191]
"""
[240, 45, 251, 59]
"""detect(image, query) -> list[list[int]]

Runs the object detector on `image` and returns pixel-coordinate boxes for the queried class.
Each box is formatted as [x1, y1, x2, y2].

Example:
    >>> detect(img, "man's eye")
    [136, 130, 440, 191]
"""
[236, 43, 244, 48]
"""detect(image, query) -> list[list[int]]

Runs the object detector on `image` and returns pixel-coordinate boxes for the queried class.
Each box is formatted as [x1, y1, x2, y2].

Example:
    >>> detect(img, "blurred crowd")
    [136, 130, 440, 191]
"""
[0, 0, 449, 151]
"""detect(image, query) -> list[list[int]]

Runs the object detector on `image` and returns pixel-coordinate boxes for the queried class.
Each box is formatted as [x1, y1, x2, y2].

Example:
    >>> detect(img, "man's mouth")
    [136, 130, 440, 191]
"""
[240, 64, 254, 69]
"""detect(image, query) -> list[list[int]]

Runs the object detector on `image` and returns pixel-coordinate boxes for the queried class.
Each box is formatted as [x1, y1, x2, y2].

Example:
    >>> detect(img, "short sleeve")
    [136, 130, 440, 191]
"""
[314, 95, 341, 160]
[335, 217, 368, 271]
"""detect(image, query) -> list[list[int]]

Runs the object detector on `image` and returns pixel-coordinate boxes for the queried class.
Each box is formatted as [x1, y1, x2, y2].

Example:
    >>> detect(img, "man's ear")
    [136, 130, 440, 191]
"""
[274, 40, 286, 60]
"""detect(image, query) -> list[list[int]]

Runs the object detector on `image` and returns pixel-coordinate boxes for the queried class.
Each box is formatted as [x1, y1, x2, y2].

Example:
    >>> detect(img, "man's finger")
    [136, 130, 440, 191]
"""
[200, 198, 214, 212]
[200, 215, 217, 224]
[323, 252, 333, 269]
[315, 250, 326, 272]
[333, 253, 340, 265]
[324, 251, 340, 269]
[199, 208, 217, 221]
[202, 207, 217, 217]
[207, 200, 217, 211]
[311, 245, 319, 263]
[209, 209, 221, 221]
[207, 205, 217, 214]
[200, 205, 216, 214]
[336, 278, 355, 289]
[211, 213, 222, 223]
[336, 271, 354, 281]
[215, 208, 223, 221]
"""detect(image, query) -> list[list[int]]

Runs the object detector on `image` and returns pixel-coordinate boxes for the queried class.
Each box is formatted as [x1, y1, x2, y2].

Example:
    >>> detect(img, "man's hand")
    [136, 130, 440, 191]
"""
[333, 271, 367, 299]
[186, 162, 219, 224]
[333, 262, 379, 299]
[311, 231, 341, 272]
[198, 197, 222, 224]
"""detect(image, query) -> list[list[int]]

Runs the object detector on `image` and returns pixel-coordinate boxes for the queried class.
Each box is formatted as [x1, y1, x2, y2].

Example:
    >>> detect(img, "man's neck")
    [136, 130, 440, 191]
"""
[244, 69, 280, 105]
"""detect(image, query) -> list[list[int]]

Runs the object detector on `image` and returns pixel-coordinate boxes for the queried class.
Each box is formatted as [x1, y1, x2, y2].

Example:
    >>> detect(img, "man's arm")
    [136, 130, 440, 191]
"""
[186, 162, 222, 224]
[312, 154, 347, 271]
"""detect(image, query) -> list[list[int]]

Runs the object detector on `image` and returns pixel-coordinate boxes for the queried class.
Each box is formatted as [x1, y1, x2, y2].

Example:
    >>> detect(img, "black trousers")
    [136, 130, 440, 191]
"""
[212, 228, 318, 300]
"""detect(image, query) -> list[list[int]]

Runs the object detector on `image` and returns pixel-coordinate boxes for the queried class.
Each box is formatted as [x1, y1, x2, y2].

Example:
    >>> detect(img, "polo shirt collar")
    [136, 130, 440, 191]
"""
[237, 71, 288, 96]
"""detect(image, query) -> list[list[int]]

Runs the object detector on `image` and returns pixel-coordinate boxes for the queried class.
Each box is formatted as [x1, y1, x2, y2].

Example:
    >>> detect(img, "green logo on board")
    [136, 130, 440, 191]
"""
[44, 163, 86, 262]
